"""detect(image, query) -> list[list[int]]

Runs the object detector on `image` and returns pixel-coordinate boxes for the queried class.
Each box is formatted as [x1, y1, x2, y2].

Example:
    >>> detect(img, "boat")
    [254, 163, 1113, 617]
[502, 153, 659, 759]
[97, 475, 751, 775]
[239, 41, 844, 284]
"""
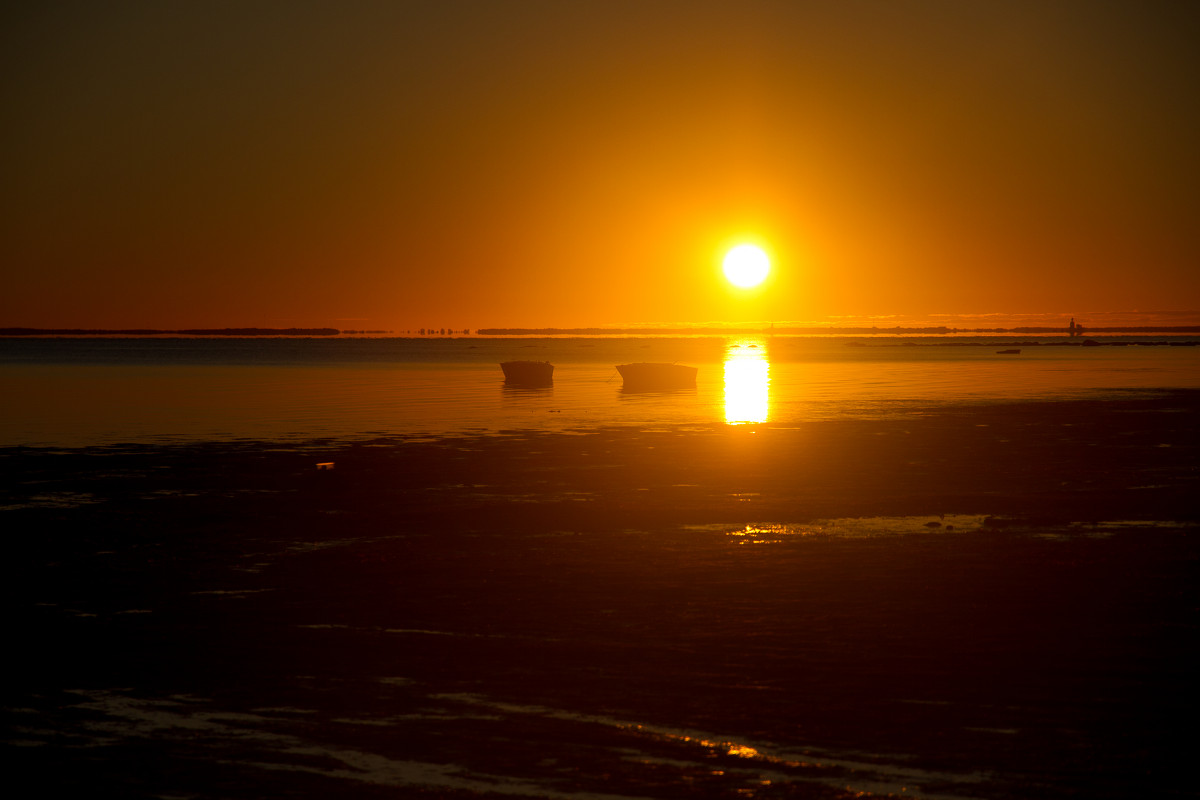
[615, 362, 697, 390]
[500, 360, 554, 386]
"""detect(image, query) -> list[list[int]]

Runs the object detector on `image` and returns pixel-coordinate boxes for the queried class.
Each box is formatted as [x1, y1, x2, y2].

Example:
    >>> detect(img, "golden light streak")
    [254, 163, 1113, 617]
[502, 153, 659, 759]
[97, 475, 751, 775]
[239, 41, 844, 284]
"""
[724, 337, 769, 424]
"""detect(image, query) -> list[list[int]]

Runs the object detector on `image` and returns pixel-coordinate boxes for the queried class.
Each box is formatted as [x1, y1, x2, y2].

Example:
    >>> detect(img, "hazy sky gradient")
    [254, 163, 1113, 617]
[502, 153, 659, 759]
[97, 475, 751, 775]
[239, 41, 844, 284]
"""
[3, 1, 1198, 329]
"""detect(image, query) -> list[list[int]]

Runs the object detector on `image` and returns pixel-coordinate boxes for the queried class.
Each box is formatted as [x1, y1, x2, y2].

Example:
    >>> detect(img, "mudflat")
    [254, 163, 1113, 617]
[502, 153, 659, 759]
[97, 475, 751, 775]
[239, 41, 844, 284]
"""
[3, 391, 1197, 798]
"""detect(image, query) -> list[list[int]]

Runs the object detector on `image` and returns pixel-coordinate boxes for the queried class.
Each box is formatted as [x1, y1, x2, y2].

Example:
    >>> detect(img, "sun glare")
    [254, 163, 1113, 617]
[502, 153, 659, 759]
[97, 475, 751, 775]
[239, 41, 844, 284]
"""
[722, 244, 770, 288]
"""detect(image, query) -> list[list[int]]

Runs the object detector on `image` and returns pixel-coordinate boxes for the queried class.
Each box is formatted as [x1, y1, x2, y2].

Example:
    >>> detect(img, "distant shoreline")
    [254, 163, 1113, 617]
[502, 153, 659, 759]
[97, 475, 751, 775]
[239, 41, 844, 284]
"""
[0, 327, 341, 336]
[4, 325, 1200, 338]
[476, 325, 1200, 336]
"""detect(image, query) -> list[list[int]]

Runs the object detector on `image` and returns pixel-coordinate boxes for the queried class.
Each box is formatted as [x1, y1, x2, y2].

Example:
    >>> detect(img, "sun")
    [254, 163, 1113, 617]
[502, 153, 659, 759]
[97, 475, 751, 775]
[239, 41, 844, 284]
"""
[722, 244, 770, 288]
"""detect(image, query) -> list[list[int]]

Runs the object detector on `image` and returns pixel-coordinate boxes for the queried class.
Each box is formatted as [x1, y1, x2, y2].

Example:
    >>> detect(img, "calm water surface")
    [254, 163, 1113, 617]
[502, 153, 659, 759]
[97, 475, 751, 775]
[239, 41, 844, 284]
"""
[3, 335, 1198, 446]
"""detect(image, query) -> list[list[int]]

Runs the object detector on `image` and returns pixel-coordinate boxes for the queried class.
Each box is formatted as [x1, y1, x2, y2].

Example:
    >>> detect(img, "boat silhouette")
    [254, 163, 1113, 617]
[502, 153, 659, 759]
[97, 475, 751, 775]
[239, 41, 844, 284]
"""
[500, 360, 554, 386]
[615, 362, 697, 391]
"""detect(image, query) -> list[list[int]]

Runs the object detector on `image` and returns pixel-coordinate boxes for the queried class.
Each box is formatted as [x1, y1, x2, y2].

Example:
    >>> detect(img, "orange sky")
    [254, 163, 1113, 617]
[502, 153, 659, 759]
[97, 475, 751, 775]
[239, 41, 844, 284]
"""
[2, 1, 1198, 331]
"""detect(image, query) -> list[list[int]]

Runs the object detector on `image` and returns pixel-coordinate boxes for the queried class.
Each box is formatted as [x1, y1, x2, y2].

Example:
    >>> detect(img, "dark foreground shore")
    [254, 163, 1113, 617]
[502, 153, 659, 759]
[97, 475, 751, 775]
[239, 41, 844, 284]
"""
[3, 391, 1197, 799]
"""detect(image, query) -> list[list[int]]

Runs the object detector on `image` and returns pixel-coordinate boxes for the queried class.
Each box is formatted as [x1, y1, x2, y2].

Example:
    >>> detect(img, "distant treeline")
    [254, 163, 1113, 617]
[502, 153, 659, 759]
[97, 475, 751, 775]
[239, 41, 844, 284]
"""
[6, 325, 1199, 338]
[476, 326, 1200, 336]
[977, 326, 1200, 333]
[0, 327, 341, 336]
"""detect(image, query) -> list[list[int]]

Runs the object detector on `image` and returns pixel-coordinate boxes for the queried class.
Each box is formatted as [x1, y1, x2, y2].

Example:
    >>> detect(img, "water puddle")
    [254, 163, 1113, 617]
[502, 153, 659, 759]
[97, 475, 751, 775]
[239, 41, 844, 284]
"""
[433, 693, 987, 799]
[0, 491, 102, 510]
[681, 516, 1191, 543]
[682, 515, 988, 543]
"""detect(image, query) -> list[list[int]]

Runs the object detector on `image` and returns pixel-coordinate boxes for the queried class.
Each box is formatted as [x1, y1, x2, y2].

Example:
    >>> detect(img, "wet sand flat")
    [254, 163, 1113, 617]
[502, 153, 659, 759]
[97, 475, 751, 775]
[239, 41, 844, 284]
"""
[2, 391, 1198, 798]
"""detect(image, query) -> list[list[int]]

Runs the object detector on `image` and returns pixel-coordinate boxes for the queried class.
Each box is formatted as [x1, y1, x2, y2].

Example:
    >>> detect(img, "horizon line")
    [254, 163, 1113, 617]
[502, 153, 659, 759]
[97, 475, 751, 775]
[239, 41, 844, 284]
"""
[5, 324, 1200, 337]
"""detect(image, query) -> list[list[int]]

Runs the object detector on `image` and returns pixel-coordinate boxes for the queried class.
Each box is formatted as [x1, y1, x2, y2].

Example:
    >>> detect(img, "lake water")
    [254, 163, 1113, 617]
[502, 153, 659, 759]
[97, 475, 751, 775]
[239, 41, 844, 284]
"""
[3, 334, 1198, 447]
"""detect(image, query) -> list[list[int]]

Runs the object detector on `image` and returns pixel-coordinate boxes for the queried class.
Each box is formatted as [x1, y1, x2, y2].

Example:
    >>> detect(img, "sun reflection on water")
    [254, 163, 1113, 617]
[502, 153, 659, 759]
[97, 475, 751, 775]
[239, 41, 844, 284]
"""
[724, 337, 770, 425]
